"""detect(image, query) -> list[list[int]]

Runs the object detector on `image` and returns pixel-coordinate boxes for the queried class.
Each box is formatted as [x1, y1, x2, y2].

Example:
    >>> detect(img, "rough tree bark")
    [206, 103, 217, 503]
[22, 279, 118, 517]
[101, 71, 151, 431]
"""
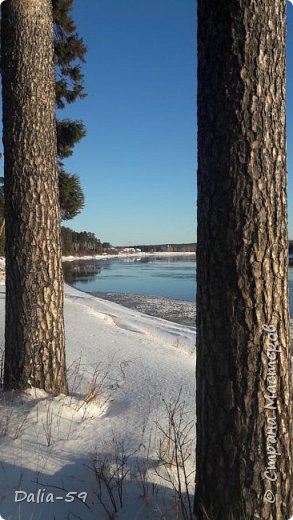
[195, 1, 293, 519]
[1, 0, 68, 394]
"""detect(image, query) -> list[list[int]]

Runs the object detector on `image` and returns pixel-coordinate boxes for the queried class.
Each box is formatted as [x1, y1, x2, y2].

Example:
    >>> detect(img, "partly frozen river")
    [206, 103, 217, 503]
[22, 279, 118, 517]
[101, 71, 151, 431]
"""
[63, 255, 196, 301]
[63, 256, 293, 319]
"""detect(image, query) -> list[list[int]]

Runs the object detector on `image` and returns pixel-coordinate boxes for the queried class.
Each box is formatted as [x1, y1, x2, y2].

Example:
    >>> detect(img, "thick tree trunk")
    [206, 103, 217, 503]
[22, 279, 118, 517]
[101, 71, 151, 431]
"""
[1, 0, 68, 395]
[195, 1, 293, 519]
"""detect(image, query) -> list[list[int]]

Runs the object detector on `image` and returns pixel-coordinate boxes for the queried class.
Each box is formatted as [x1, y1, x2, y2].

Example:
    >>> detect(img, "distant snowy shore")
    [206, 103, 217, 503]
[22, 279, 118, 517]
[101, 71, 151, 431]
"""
[62, 251, 196, 262]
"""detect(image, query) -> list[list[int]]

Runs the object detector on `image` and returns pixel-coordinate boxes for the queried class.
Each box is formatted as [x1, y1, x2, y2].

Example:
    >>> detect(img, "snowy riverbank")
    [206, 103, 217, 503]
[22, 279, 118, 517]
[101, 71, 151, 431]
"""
[0, 282, 196, 519]
[0, 261, 292, 518]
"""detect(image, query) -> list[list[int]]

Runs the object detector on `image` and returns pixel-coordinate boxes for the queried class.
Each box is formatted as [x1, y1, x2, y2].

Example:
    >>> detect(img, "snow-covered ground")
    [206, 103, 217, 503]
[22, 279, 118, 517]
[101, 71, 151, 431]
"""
[0, 282, 196, 519]
[0, 258, 292, 519]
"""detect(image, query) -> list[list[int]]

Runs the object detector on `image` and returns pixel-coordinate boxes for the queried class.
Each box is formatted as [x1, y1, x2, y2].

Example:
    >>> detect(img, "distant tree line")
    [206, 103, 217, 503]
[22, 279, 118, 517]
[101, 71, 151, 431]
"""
[130, 243, 196, 253]
[1, 225, 106, 257]
[2, 236, 293, 259]
[61, 227, 103, 255]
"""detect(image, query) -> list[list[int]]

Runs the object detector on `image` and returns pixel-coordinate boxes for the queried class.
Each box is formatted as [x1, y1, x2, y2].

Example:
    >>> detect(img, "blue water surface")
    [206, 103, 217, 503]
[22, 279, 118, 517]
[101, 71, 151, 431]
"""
[63, 256, 196, 301]
[63, 256, 293, 316]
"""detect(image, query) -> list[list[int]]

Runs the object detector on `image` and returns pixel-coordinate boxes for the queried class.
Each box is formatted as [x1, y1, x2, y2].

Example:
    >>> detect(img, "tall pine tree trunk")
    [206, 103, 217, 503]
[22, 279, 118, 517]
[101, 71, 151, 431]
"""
[195, 1, 293, 518]
[1, 0, 68, 395]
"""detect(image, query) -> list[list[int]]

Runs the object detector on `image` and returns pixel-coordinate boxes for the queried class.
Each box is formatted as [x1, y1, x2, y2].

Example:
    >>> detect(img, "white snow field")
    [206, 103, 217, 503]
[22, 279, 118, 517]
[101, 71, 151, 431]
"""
[0, 261, 292, 520]
[0, 282, 196, 520]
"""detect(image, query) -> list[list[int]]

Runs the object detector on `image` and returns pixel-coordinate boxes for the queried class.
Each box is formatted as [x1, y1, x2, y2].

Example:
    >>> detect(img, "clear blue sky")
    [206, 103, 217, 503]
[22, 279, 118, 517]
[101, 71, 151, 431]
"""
[60, 0, 196, 246]
[64, 0, 293, 245]
[2, 1, 293, 245]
